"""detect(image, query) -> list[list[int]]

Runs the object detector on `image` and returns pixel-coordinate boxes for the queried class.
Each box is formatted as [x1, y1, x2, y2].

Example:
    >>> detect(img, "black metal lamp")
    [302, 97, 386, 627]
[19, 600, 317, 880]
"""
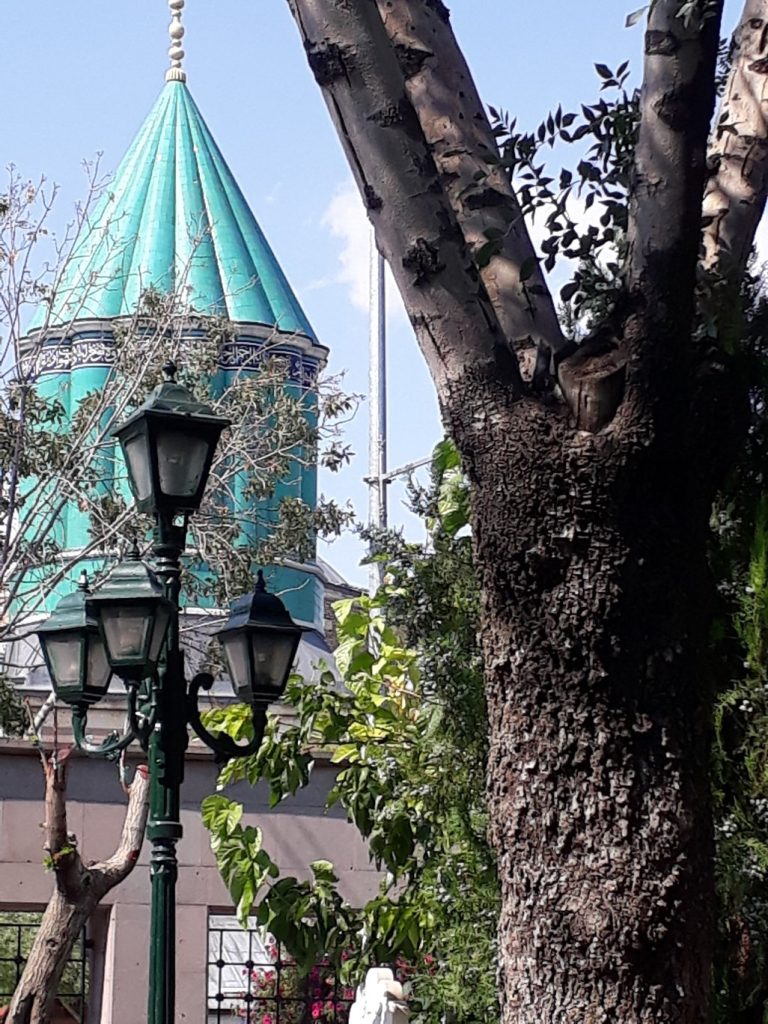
[34, 571, 112, 705]
[89, 546, 172, 682]
[215, 570, 303, 705]
[112, 361, 231, 515]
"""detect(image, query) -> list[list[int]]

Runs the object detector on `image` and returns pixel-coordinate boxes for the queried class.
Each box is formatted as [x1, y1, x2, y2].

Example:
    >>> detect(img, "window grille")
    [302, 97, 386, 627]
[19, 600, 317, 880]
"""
[0, 912, 89, 1021]
[207, 915, 355, 1024]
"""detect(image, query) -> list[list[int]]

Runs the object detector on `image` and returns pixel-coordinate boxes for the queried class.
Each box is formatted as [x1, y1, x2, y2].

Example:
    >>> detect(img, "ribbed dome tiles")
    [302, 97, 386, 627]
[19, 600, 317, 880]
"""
[30, 81, 316, 338]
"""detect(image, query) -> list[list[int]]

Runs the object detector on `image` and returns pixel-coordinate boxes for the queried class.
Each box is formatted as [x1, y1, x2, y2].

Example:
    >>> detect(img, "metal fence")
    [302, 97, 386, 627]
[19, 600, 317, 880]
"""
[207, 916, 355, 1024]
[0, 912, 89, 1021]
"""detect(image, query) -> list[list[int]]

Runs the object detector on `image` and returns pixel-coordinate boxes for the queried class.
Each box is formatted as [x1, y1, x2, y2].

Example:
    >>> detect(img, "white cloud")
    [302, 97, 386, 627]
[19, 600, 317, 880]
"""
[318, 180, 408, 324]
[320, 182, 371, 312]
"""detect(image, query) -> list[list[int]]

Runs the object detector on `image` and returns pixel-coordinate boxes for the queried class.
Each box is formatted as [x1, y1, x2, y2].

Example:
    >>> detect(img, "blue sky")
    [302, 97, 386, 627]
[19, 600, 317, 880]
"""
[2, 1, 748, 586]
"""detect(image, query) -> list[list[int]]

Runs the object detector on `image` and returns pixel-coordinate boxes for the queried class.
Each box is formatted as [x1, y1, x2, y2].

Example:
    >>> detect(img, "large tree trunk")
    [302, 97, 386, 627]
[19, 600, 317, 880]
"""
[7, 892, 94, 1024]
[5, 758, 149, 1024]
[450, 381, 719, 1022]
[283, 0, 768, 1019]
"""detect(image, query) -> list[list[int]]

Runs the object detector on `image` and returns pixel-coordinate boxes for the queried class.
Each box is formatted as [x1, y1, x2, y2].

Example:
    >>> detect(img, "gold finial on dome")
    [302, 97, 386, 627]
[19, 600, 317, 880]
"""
[166, 0, 187, 83]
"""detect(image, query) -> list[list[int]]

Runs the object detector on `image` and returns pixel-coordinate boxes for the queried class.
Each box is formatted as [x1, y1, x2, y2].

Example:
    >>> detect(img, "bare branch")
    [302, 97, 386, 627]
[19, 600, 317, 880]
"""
[702, 0, 768, 279]
[375, 0, 567, 360]
[285, 0, 523, 403]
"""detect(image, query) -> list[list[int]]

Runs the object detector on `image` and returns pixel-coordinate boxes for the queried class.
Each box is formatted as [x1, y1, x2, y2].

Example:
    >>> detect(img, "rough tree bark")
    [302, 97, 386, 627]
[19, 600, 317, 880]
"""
[5, 755, 149, 1024]
[284, 0, 768, 1020]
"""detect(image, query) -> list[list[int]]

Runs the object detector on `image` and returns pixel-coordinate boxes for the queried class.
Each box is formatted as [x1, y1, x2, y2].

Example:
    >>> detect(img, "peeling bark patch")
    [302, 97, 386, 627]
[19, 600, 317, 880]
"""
[748, 57, 768, 73]
[466, 187, 511, 212]
[370, 100, 409, 128]
[363, 184, 382, 211]
[402, 237, 445, 284]
[305, 41, 350, 86]
[653, 85, 697, 132]
[394, 43, 432, 77]
[424, 0, 451, 24]
[645, 30, 680, 56]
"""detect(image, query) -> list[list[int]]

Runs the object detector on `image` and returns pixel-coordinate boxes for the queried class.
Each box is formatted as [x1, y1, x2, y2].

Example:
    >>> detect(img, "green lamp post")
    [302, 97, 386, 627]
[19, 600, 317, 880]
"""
[33, 362, 304, 1024]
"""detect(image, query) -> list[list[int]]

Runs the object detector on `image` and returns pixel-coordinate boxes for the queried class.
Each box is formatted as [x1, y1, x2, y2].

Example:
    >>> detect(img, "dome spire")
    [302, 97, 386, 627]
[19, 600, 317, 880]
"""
[166, 0, 186, 83]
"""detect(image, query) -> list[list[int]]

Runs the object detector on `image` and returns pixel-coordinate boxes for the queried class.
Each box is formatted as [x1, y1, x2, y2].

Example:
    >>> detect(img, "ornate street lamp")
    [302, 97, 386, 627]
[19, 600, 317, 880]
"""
[35, 571, 112, 706]
[112, 361, 230, 515]
[42, 361, 304, 1024]
[216, 570, 303, 705]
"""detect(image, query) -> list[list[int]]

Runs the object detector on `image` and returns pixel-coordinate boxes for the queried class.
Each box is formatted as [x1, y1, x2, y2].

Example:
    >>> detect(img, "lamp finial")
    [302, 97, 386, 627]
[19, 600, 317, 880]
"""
[162, 360, 178, 382]
[166, 0, 187, 83]
[255, 570, 266, 593]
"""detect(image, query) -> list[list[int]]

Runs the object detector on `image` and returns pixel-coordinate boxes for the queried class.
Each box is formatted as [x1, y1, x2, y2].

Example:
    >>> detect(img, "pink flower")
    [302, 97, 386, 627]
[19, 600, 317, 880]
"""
[311, 1000, 324, 1019]
[262, 1015, 273, 1024]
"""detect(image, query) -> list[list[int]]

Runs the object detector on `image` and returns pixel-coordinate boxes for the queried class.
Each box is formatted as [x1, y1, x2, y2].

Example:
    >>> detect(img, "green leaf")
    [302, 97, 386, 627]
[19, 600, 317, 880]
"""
[201, 795, 243, 837]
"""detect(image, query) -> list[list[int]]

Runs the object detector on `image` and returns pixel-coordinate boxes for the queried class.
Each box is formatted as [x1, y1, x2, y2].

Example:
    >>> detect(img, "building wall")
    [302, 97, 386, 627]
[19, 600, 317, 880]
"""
[0, 743, 377, 1023]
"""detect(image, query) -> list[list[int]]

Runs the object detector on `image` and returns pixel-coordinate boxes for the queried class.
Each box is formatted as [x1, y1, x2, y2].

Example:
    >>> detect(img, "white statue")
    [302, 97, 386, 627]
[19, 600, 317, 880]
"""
[348, 967, 409, 1024]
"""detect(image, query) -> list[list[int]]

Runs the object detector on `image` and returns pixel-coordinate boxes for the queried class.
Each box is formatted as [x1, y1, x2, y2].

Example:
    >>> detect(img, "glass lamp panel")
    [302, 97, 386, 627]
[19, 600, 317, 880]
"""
[148, 604, 171, 666]
[122, 434, 153, 502]
[249, 630, 299, 695]
[101, 606, 151, 663]
[222, 632, 251, 700]
[44, 632, 84, 689]
[156, 430, 210, 498]
[86, 635, 112, 694]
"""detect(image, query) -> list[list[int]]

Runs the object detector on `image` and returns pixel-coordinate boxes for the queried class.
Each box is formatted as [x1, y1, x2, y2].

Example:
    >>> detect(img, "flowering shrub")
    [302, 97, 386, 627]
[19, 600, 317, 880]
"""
[225, 942, 353, 1023]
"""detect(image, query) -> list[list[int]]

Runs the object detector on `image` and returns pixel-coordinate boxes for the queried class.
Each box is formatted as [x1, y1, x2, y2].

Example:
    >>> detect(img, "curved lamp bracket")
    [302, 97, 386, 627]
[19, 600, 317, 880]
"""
[187, 672, 267, 761]
[72, 697, 136, 761]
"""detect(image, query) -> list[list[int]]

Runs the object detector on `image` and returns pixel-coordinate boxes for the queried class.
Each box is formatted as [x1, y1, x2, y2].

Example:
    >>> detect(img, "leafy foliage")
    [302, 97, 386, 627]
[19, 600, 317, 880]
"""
[203, 444, 499, 1024]
[708, 268, 768, 1021]
[490, 62, 638, 317]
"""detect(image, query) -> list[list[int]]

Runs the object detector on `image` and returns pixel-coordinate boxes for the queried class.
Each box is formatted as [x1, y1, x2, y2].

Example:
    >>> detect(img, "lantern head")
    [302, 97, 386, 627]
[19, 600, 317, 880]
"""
[35, 571, 112, 705]
[215, 571, 303, 705]
[113, 361, 230, 515]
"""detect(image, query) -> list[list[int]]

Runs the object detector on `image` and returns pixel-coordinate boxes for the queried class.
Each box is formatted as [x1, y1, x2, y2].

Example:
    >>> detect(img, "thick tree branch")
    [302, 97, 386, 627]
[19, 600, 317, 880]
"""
[90, 763, 150, 891]
[627, 0, 723, 313]
[285, 0, 523, 404]
[702, 0, 768, 280]
[375, 0, 568, 361]
[42, 750, 84, 899]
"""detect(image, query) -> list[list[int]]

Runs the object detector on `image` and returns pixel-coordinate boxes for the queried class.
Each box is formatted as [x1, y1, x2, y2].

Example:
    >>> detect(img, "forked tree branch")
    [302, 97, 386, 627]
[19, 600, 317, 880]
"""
[285, 0, 523, 404]
[627, 0, 723, 313]
[702, 0, 768, 280]
[374, 0, 567, 361]
[6, 762, 149, 1024]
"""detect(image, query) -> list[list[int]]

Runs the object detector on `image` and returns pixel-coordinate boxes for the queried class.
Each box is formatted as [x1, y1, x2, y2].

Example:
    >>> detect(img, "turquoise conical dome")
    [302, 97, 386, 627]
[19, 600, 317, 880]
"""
[30, 80, 315, 337]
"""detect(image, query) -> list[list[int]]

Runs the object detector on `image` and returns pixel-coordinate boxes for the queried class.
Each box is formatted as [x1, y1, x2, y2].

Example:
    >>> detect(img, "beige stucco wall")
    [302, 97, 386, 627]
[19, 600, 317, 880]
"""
[0, 742, 378, 1023]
